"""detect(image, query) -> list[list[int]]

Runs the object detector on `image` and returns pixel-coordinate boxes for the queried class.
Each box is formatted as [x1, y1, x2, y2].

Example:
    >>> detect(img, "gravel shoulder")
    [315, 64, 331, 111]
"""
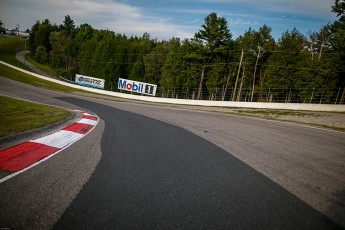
[73, 91, 345, 132]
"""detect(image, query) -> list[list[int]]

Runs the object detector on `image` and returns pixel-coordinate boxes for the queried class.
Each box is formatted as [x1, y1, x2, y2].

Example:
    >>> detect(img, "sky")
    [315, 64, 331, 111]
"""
[1, 0, 338, 40]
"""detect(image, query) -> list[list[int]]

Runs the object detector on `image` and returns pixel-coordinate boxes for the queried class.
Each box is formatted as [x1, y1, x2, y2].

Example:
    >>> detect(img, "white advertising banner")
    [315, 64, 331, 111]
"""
[75, 74, 105, 89]
[118, 78, 157, 96]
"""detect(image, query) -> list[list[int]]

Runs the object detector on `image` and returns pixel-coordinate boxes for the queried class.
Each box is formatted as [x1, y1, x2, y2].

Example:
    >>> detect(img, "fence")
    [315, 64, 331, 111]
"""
[2, 59, 343, 111]
[102, 81, 345, 105]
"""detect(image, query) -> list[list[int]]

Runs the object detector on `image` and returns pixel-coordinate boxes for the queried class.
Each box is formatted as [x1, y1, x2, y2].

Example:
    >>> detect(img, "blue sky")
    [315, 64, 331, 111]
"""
[2, 0, 338, 40]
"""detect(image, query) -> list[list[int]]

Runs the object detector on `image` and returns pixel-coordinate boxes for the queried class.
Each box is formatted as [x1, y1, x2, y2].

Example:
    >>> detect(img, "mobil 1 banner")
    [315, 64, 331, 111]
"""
[75, 74, 105, 89]
[118, 78, 157, 96]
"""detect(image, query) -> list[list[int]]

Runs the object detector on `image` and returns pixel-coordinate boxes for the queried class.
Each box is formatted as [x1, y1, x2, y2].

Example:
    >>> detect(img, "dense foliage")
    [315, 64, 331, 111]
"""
[26, 3, 345, 103]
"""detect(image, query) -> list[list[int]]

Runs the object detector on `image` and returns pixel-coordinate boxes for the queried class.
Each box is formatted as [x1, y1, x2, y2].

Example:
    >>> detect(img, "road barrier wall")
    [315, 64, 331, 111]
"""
[2, 61, 345, 112]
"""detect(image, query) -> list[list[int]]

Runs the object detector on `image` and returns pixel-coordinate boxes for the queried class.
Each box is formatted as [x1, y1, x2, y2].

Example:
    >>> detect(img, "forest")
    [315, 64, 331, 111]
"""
[27, 1, 345, 104]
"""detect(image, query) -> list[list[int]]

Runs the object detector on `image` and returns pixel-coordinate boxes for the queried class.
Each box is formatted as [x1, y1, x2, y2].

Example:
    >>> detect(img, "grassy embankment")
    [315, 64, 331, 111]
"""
[0, 62, 84, 93]
[0, 96, 70, 138]
[25, 54, 58, 77]
[0, 36, 74, 137]
[0, 36, 27, 67]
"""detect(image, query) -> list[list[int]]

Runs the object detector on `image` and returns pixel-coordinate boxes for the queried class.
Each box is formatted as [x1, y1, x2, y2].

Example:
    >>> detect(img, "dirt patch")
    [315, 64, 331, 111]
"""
[158, 106, 345, 132]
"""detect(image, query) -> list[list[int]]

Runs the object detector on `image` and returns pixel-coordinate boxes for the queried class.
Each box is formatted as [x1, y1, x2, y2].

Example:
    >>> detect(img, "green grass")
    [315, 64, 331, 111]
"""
[235, 109, 307, 117]
[0, 62, 89, 93]
[0, 96, 70, 138]
[25, 54, 59, 77]
[0, 36, 27, 66]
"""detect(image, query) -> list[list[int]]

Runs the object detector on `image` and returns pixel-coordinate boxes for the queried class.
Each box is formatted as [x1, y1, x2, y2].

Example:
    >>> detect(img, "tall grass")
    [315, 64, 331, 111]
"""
[0, 36, 26, 65]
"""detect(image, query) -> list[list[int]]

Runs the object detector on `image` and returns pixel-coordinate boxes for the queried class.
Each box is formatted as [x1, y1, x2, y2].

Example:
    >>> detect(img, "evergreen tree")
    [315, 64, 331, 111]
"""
[62, 15, 76, 35]
[143, 41, 169, 85]
[49, 30, 69, 68]
[23, 8, 344, 103]
[331, 0, 345, 103]
[160, 38, 183, 97]
[265, 28, 307, 102]
[192, 12, 232, 100]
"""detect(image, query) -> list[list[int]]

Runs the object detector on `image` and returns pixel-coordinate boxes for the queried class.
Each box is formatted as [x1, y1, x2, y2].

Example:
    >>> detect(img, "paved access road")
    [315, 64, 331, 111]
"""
[0, 77, 344, 229]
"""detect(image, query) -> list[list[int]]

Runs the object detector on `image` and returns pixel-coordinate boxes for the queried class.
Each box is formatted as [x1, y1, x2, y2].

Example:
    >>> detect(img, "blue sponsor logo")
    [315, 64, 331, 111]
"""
[118, 79, 144, 93]
[75, 75, 104, 89]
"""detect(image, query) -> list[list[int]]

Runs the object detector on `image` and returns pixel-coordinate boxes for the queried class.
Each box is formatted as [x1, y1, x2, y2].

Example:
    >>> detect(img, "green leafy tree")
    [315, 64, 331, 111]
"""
[308, 25, 332, 60]
[265, 28, 308, 102]
[236, 28, 255, 101]
[93, 30, 116, 84]
[143, 41, 169, 85]
[206, 61, 227, 100]
[29, 20, 51, 55]
[49, 30, 69, 68]
[160, 38, 183, 97]
[29, 19, 57, 63]
[332, 0, 345, 16]
[34, 45, 49, 63]
[302, 25, 339, 103]
[29, 21, 41, 54]
[192, 12, 232, 100]
[183, 64, 199, 99]
[68, 23, 95, 75]
[36, 19, 55, 53]
[62, 15, 76, 35]
[111, 34, 130, 84]
[236, 25, 275, 101]
[331, 0, 345, 103]
[128, 33, 155, 81]
[79, 38, 98, 76]
[250, 25, 275, 101]
[75, 24, 94, 42]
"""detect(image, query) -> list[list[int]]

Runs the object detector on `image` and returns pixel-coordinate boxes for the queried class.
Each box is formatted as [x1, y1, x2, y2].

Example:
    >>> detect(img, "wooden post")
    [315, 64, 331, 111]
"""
[232, 50, 243, 101]
[197, 65, 205, 100]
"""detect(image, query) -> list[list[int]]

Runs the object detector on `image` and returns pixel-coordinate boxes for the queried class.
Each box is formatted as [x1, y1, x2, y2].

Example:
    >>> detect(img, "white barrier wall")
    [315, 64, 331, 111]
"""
[2, 61, 345, 112]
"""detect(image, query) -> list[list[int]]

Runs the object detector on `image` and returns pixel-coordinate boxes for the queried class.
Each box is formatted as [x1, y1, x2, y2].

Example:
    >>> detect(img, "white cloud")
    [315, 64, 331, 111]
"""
[1, 0, 337, 40]
[1, 0, 195, 39]
[228, 19, 253, 25]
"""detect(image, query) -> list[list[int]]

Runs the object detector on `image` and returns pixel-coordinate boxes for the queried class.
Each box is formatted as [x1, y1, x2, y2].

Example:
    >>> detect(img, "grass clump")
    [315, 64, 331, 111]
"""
[0, 96, 70, 138]
[236, 109, 307, 117]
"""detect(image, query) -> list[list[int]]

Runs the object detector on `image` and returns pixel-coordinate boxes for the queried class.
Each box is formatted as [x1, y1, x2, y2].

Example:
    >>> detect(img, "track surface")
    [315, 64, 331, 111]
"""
[0, 77, 344, 229]
[54, 97, 339, 229]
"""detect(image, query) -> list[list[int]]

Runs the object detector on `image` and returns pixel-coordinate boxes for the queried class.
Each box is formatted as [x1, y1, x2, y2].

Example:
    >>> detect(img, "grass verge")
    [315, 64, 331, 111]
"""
[215, 109, 345, 132]
[25, 54, 58, 77]
[0, 96, 70, 138]
[0, 62, 88, 93]
[0, 36, 27, 67]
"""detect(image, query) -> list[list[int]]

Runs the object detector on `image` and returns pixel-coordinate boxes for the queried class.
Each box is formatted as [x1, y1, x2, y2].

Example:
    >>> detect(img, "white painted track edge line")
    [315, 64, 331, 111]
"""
[33, 130, 85, 149]
[0, 114, 99, 184]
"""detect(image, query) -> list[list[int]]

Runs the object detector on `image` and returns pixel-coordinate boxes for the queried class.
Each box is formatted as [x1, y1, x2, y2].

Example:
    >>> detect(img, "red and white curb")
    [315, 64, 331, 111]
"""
[0, 111, 98, 183]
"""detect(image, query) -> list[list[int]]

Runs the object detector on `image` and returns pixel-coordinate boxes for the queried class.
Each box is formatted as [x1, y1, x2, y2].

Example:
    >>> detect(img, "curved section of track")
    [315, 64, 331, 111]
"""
[53, 97, 341, 229]
[0, 77, 344, 228]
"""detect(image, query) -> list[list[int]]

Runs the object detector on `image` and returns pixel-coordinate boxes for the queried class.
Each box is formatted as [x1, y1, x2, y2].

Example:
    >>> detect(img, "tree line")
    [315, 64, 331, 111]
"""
[28, 1, 345, 103]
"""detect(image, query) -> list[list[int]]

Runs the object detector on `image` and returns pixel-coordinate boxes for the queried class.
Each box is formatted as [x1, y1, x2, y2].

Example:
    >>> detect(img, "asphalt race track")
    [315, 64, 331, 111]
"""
[0, 77, 344, 229]
[53, 97, 340, 229]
